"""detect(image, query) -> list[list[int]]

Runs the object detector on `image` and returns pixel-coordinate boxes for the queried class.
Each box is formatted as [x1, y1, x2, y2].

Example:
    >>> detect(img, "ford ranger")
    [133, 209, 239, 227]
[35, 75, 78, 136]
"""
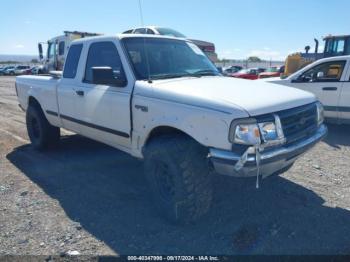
[15, 35, 327, 223]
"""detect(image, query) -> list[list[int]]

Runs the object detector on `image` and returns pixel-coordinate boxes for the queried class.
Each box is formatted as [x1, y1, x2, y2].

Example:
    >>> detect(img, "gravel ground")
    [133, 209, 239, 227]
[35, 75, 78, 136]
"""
[0, 76, 350, 256]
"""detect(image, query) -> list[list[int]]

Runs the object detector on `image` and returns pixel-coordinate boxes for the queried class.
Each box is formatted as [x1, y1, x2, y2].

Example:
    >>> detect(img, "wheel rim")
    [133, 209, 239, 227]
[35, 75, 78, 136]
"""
[31, 117, 40, 139]
[154, 161, 175, 202]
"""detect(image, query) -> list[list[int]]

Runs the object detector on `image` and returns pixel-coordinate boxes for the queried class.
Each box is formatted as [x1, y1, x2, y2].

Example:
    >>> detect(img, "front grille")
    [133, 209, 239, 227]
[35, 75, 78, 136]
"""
[277, 103, 318, 145]
[255, 102, 318, 146]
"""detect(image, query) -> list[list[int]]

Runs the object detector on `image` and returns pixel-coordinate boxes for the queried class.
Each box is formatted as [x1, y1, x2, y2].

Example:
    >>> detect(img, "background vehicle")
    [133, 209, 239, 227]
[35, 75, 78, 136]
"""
[266, 55, 350, 124]
[14, 65, 31, 75]
[259, 66, 284, 79]
[16, 35, 326, 224]
[284, 35, 350, 77]
[4, 66, 18, 76]
[0, 66, 14, 75]
[223, 65, 243, 76]
[38, 31, 101, 73]
[231, 68, 266, 80]
[123, 26, 218, 62]
[31, 66, 43, 75]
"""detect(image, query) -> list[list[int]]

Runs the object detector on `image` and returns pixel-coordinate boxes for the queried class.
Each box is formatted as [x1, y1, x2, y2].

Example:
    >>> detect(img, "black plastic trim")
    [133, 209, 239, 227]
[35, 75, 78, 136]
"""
[45, 110, 130, 138]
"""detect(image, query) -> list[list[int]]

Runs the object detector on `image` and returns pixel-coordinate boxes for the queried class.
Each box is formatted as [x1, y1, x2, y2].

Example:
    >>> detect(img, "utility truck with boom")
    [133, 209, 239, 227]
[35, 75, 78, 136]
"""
[38, 31, 101, 73]
[16, 34, 327, 223]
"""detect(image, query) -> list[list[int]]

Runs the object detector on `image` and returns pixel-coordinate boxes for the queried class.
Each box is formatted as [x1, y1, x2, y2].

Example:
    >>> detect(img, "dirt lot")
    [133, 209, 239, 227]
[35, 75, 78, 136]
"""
[0, 76, 350, 255]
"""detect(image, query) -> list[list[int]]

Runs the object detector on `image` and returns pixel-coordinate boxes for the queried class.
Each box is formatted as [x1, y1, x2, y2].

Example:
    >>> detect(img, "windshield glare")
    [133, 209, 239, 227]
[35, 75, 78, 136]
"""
[122, 37, 219, 80]
[155, 27, 186, 38]
[266, 67, 279, 72]
[238, 69, 249, 74]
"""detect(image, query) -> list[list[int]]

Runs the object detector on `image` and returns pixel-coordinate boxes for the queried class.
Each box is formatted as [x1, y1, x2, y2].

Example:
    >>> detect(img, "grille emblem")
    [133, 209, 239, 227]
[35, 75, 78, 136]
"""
[299, 117, 307, 126]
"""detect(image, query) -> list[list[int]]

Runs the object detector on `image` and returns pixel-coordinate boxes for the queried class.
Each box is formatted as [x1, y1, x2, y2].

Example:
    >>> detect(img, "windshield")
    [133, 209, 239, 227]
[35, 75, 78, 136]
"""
[237, 69, 249, 74]
[122, 37, 219, 80]
[155, 27, 186, 38]
[266, 67, 279, 72]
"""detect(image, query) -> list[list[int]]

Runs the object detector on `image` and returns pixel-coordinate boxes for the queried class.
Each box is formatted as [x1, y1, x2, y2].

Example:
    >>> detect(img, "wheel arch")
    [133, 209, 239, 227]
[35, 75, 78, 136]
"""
[28, 96, 43, 111]
[142, 125, 207, 153]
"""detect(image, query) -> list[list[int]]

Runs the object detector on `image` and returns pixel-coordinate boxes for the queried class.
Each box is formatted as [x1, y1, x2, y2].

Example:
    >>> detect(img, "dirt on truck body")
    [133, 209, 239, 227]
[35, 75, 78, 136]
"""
[1, 76, 350, 255]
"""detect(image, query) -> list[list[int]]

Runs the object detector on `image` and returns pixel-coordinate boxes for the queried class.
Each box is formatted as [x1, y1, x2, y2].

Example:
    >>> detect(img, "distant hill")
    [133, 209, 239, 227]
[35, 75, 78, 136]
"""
[0, 54, 38, 63]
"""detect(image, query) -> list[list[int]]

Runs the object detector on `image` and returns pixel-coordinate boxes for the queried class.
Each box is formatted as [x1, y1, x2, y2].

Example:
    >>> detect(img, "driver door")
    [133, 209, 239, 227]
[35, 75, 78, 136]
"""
[289, 60, 346, 119]
[74, 41, 132, 149]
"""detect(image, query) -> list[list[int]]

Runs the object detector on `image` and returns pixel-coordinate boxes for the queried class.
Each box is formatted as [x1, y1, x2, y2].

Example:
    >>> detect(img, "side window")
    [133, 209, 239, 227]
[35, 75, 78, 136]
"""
[84, 41, 126, 85]
[134, 28, 146, 34]
[58, 41, 65, 56]
[48, 42, 55, 58]
[298, 61, 346, 83]
[63, 44, 83, 79]
[146, 29, 155, 34]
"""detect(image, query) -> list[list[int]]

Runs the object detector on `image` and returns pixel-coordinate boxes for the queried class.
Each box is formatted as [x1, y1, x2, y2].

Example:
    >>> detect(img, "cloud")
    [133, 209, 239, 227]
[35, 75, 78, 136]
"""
[14, 44, 25, 49]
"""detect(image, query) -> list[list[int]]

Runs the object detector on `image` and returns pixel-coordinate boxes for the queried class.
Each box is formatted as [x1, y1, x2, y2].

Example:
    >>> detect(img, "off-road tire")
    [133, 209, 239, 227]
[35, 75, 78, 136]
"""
[26, 105, 60, 150]
[144, 135, 213, 224]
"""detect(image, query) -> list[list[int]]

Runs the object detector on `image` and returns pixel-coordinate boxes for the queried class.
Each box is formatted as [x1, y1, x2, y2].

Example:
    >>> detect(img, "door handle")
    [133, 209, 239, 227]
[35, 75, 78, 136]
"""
[75, 90, 84, 96]
[322, 87, 337, 91]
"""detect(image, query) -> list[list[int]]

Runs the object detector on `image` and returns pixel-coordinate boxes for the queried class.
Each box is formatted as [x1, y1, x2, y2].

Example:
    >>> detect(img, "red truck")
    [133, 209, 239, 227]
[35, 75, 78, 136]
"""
[231, 68, 266, 80]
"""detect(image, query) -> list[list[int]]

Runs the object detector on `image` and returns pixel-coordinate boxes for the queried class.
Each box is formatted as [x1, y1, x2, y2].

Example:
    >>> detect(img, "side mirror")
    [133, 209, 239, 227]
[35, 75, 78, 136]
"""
[92, 67, 127, 87]
[38, 43, 43, 60]
[291, 74, 304, 83]
[316, 71, 324, 79]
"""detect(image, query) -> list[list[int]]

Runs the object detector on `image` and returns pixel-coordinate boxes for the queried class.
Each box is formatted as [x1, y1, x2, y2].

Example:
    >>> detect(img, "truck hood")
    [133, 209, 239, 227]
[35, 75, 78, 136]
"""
[134, 76, 316, 116]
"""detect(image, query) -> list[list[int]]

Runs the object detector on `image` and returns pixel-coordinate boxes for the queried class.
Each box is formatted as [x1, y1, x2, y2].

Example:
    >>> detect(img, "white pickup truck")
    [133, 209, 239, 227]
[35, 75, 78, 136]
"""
[16, 34, 327, 223]
[265, 55, 350, 124]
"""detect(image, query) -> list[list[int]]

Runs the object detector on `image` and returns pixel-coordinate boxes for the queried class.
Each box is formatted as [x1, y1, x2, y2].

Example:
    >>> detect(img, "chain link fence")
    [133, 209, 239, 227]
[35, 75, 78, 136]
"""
[215, 60, 285, 69]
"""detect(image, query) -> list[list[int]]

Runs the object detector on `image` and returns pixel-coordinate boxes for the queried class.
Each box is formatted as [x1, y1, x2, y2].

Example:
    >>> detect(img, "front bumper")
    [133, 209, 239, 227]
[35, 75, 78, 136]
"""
[209, 124, 327, 178]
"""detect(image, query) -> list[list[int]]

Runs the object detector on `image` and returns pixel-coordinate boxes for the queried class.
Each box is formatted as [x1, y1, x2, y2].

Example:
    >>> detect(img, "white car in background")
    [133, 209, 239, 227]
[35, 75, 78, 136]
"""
[265, 56, 350, 124]
[123, 26, 218, 62]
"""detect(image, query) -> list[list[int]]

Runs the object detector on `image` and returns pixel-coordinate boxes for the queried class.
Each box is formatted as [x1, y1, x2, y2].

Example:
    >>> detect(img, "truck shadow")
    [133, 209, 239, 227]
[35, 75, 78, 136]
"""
[6, 135, 350, 255]
[323, 123, 350, 148]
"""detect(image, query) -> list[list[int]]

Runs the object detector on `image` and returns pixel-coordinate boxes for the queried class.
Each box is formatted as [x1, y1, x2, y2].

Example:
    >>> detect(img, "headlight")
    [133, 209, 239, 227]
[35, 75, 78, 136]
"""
[229, 115, 285, 146]
[316, 101, 324, 126]
[229, 119, 261, 145]
[258, 114, 285, 146]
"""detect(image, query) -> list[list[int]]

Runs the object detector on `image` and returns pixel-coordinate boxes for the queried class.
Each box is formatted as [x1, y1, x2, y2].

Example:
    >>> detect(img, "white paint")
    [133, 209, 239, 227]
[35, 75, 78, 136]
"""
[263, 55, 350, 122]
[15, 35, 319, 161]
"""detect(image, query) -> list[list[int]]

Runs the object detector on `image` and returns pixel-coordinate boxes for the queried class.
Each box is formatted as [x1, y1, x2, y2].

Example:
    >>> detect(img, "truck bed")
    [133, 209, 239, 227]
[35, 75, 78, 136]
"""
[16, 75, 60, 126]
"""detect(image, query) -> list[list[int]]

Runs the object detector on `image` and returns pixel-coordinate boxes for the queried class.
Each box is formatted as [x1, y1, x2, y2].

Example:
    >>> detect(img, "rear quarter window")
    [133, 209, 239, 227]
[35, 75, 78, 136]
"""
[63, 44, 83, 79]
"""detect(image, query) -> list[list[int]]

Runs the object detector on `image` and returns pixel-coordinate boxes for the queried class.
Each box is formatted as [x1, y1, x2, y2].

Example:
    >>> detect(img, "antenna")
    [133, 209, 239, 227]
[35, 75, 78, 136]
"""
[138, 0, 152, 83]
[138, 0, 144, 26]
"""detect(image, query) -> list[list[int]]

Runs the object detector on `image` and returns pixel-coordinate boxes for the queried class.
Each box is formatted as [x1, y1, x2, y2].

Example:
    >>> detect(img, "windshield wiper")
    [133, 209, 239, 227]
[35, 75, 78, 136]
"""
[149, 74, 189, 80]
[144, 70, 218, 81]
[149, 73, 201, 80]
[191, 69, 219, 76]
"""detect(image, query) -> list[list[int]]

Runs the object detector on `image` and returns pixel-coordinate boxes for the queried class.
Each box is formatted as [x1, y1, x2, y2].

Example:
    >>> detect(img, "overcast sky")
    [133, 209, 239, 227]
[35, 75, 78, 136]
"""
[1, 0, 349, 60]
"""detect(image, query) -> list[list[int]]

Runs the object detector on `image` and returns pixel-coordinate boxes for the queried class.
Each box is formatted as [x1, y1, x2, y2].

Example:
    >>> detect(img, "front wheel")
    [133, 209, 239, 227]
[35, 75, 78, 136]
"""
[26, 105, 60, 150]
[144, 135, 213, 224]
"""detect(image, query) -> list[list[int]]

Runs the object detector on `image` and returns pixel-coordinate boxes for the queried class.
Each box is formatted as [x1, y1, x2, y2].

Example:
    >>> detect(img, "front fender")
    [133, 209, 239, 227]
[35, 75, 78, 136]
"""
[131, 95, 242, 158]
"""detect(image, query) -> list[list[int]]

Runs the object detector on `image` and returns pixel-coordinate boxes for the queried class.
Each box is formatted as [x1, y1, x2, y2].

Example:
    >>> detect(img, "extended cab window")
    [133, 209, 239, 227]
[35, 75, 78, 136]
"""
[298, 61, 346, 82]
[133, 28, 147, 34]
[63, 44, 83, 79]
[84, 41, 126, 84]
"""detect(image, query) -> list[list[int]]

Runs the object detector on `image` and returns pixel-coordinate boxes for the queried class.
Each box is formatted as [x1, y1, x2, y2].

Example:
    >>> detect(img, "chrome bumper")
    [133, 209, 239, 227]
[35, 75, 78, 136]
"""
[209, 124, 327, 178]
